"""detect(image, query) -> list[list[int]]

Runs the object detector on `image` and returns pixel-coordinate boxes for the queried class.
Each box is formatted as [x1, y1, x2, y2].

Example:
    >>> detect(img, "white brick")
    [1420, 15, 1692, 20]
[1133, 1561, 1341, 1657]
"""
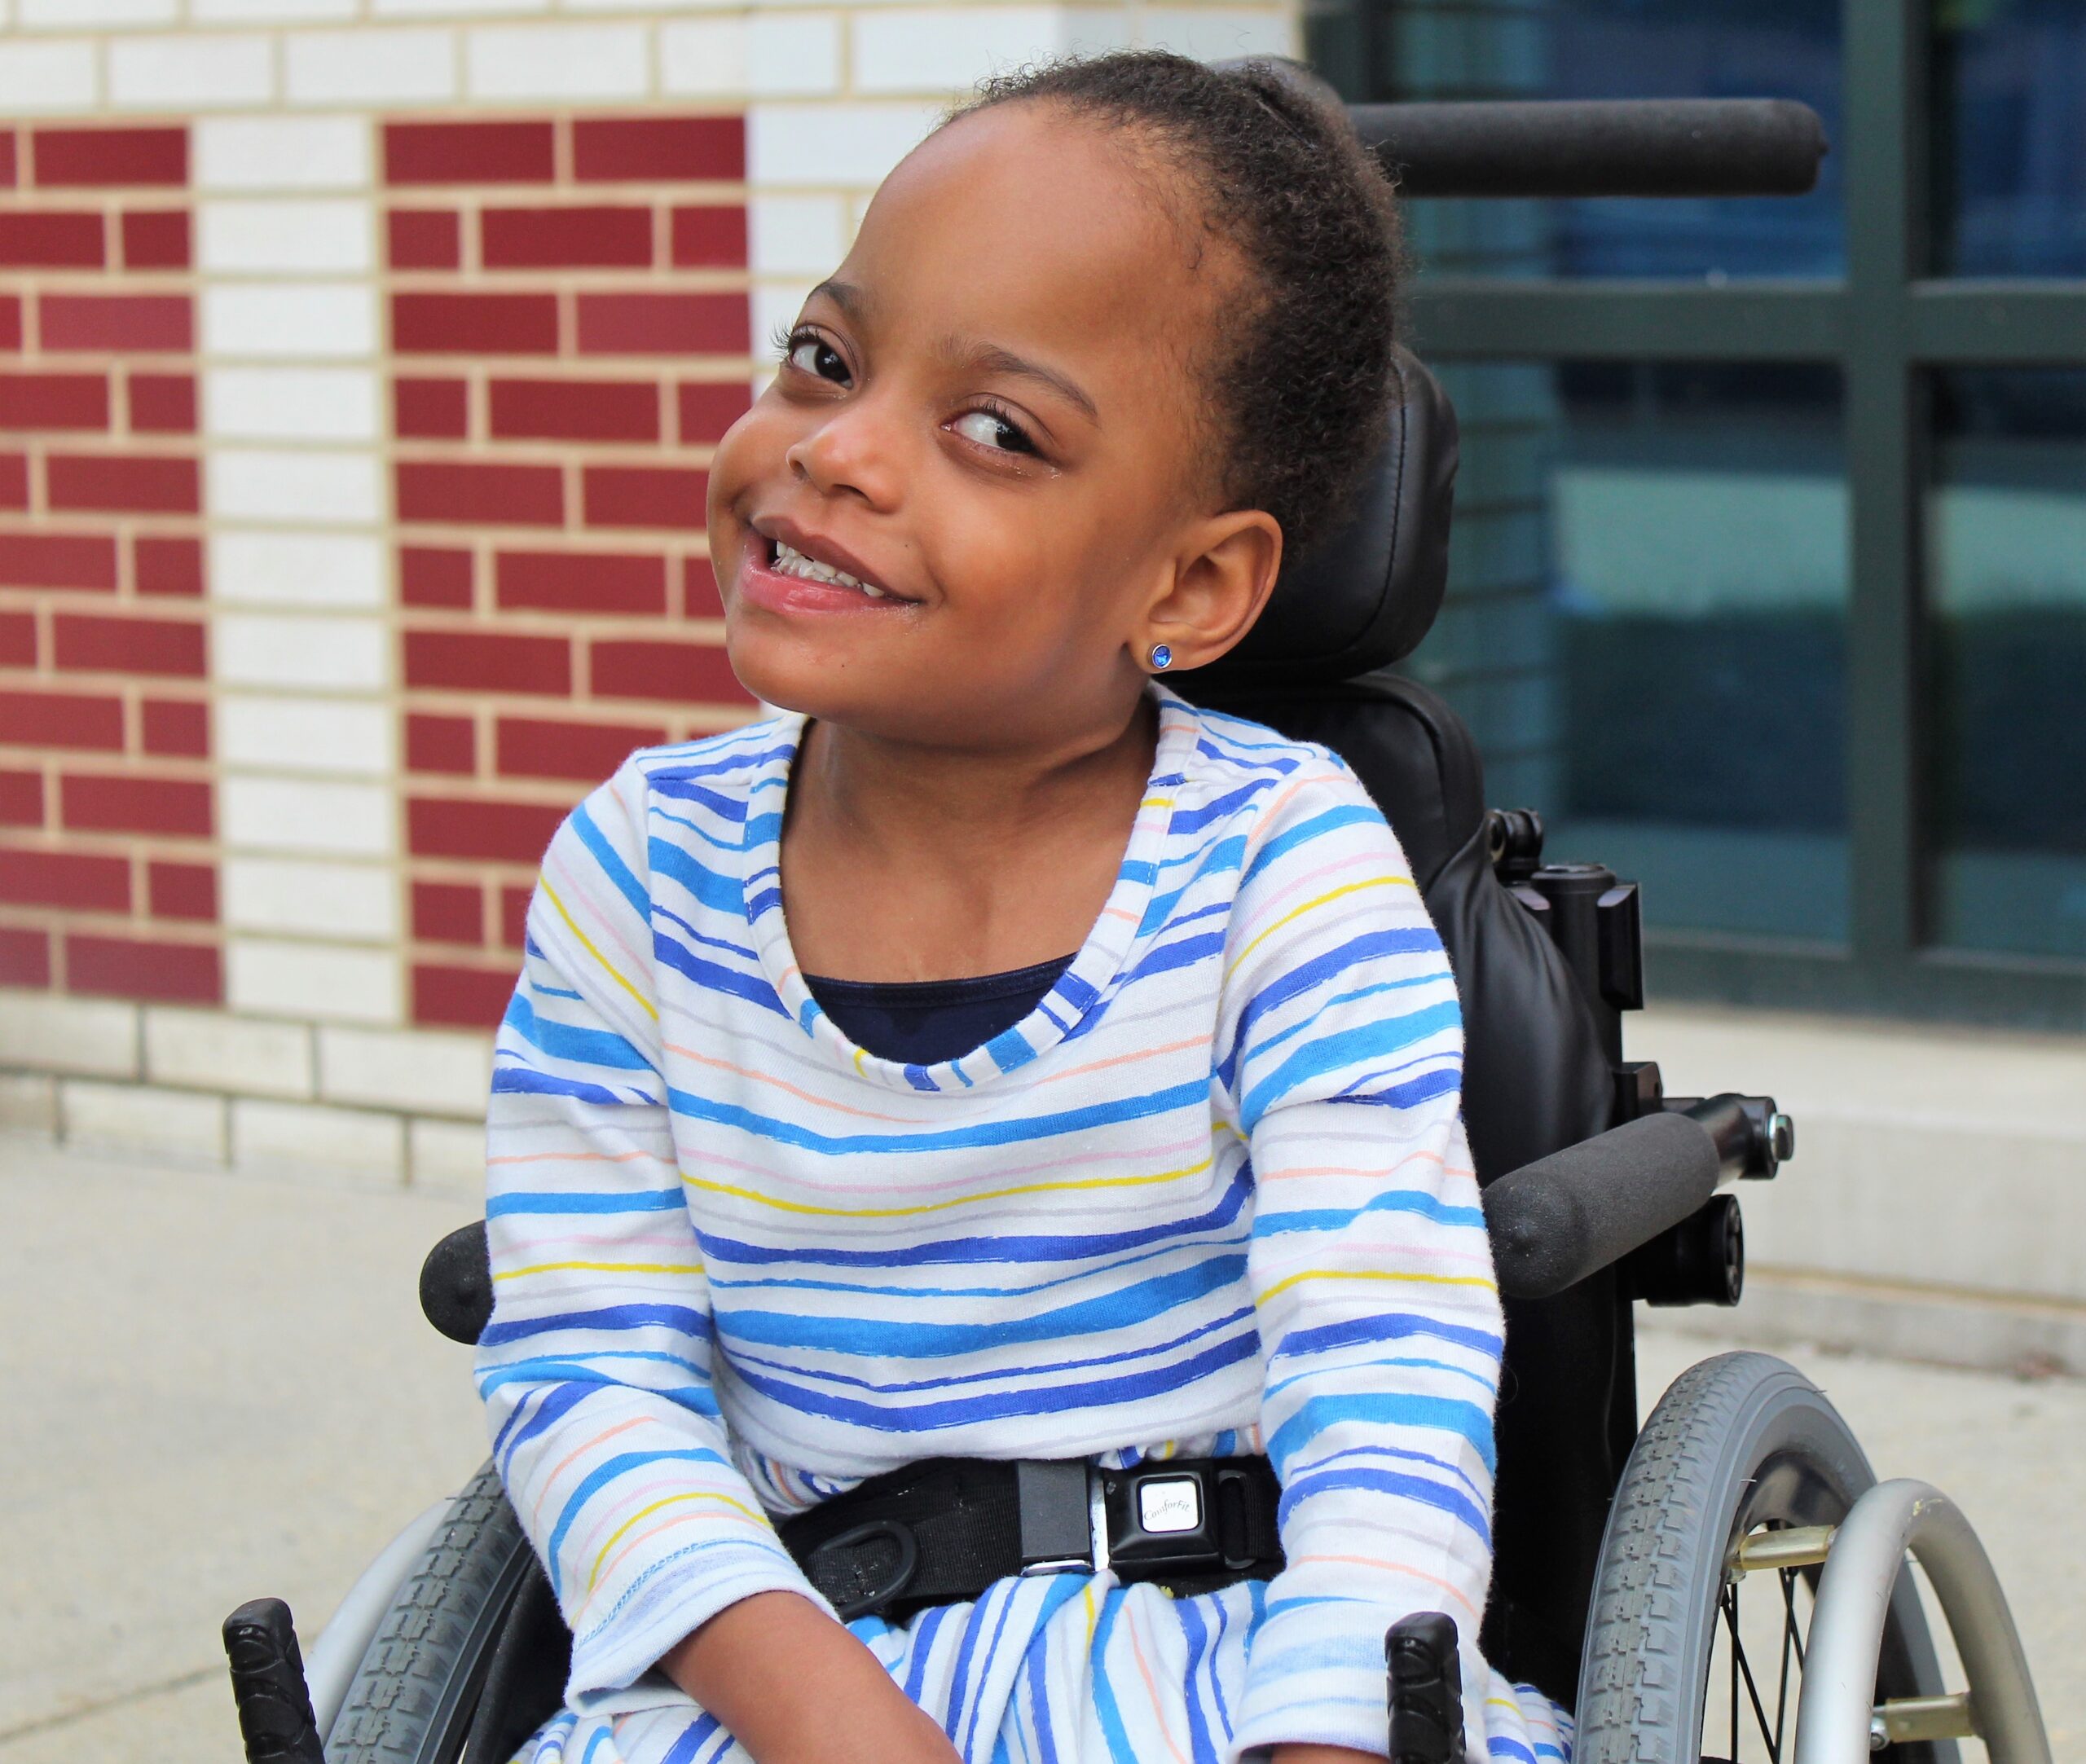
[749, 103, 940, 188]
[64, 1080, 226, 1164]
[233, 1096, 405, 1181]
[108, 33, 275, 109]
[0, 991, 138, 1079]
[199, 200, 374, 276]
[196, 117, 371, 192]
[852, 7, 1120, 93]
[20, 0, 174, 26]
[217, 612, 390, 693]
[209, 450, 385, 527]
[143, 1007, 313, 1098]
[1138, 8, 1292, 59]
[228, 938, 402, 1024]
[0, 42, 99, 112]
[466, 23, 649, 99]
[224, 856, 399, 939]
[218, 696, 395, 779]
[222, 776, 395, 858]
[211, 530, 386, 609]
[750, 194, 847, 277]
[286, 27, 458, 106]
[320, 1024, 491, 1118]
[568, 0, 728, 11]
[378, 0, 546, 13]
[747, 15, 840, 95]
[205, 367, 382, 447]
[658, 18, 745, 95]
[0, 1071, 59, 1135]
[195, 0, 358, 20]
[201, 284, 379, 360]
[409, 1116, 486, 1196]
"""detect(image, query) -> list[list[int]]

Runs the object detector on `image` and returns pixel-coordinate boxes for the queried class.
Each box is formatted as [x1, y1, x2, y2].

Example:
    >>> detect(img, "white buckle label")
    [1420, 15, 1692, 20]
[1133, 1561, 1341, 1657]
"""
[1137, 1477, 1202, 1534]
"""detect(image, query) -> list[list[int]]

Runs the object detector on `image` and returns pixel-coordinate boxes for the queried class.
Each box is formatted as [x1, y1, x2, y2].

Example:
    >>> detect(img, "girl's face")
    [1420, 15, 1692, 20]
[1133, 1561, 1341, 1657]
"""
[706, 102, 1278, 752]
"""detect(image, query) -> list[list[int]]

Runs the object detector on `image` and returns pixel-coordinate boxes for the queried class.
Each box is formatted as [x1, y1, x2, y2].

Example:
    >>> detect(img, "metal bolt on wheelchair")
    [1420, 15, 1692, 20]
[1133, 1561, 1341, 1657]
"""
[219, 76, 2049, 1764]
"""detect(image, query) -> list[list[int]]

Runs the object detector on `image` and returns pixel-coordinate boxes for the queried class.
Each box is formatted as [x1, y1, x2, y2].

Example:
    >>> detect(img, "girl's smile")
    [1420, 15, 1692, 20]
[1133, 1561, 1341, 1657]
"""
[737, 517, 918, 620]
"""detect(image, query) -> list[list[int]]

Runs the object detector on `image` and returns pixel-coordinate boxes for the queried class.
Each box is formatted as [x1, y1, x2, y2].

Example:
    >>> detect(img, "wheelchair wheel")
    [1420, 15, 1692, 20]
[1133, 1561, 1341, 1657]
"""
[1575, 1351, 1956, 1764]
[328, 1460, 544, 1764]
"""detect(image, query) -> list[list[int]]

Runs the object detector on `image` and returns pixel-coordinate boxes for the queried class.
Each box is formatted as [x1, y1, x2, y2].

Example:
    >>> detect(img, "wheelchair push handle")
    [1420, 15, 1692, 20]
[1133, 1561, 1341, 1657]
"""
[222, 1598, 327, 1764]
[1387, 1612, 1464, 1764]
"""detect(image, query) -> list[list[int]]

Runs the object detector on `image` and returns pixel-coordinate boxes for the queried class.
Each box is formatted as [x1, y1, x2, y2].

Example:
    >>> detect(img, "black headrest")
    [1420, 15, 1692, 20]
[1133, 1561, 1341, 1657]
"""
[1190, 345, 1459, 689]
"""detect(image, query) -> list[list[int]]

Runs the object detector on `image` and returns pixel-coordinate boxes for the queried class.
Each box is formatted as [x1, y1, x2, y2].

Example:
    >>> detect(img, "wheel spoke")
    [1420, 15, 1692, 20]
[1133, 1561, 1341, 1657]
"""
[1771, 1568, 1799, 1757]
[1723, 1572, 1784, 1762]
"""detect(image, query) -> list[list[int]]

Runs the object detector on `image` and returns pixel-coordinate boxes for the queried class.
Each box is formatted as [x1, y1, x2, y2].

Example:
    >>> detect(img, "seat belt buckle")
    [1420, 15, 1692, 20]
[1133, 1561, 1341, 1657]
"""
[1014, 1459, 1097, 1576]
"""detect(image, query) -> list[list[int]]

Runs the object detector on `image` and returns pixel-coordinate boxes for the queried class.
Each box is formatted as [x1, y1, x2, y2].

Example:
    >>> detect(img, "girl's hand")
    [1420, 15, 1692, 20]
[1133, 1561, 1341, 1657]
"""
[659, 1591, 962, 1764]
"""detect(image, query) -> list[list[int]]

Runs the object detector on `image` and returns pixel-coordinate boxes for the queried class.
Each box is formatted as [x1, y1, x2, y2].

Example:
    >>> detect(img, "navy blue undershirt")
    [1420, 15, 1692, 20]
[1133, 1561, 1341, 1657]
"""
[803, 954, 1076, 1067]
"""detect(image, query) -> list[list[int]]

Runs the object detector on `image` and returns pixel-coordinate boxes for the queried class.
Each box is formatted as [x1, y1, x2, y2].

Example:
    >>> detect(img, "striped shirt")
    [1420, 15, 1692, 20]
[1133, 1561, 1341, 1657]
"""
[477, 687, 1565, 1764]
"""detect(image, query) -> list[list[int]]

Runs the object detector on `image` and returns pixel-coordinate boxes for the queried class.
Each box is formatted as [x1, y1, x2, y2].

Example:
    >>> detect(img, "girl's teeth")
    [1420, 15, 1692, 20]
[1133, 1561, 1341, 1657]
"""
[772, 539, 889, 599]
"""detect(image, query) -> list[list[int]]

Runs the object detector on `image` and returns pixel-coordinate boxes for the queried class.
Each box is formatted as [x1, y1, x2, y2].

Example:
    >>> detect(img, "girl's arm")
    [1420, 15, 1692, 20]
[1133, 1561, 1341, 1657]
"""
[1218, 763, 1504, 1764]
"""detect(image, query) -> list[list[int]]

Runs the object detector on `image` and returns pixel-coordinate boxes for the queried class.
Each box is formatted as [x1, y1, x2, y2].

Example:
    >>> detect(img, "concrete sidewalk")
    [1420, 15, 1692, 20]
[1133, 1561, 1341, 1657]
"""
[3, 1138, 2079, 1762]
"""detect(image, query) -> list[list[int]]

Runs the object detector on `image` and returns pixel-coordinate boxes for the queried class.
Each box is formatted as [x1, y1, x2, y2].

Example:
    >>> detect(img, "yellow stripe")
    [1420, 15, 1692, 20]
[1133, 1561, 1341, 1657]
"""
[542, 878, 659, 1023]
[588, 1489, 766, 1590]
[1256, 1265, 1495, 1304]
[684, 1155, 1212, 1220]
[1226, 875, 1408, 977]
[495, 1260, 703, 1282]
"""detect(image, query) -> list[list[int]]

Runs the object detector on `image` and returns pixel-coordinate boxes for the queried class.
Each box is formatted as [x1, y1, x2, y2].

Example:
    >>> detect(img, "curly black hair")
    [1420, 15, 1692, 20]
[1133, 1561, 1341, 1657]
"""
[952, 51, 1404, 570]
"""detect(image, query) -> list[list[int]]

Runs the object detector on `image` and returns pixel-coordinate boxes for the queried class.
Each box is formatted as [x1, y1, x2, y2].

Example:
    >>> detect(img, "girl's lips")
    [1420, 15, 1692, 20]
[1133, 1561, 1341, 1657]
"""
[736, 530, 914, 618]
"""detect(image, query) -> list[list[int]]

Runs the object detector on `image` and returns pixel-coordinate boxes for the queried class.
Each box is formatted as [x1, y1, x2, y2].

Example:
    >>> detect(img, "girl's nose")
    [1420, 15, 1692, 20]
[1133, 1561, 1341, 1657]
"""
[785, 400, 904, 510]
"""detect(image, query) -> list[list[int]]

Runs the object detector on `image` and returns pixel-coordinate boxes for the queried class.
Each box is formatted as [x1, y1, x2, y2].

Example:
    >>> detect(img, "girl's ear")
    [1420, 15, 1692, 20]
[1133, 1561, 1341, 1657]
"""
[1139, 509, 1283, 672]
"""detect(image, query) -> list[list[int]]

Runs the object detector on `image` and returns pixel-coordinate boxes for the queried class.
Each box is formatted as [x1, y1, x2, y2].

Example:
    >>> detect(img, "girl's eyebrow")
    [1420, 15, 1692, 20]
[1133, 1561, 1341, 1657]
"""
[941, 337, 1100, 424]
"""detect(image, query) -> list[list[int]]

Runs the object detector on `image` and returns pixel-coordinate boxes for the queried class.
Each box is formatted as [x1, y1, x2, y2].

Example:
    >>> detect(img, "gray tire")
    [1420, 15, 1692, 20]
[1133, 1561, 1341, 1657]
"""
[1573, 1351, 1953, 1764]
[328, 1460, 535, 1764]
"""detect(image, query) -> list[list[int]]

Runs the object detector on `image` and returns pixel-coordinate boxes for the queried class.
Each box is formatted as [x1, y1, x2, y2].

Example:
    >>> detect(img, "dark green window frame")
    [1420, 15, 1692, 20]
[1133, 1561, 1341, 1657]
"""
[1335, 0, 2086, 1030]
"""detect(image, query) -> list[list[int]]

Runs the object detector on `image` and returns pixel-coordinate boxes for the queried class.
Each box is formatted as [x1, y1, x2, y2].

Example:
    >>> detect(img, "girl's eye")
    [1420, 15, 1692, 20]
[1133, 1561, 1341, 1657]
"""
[786, 333, 850, 385]
[950, 407, 1036, 455]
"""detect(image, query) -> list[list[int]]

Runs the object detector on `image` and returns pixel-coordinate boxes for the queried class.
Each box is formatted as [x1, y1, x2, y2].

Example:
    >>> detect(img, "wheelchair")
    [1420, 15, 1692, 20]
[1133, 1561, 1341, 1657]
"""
[220, 82, 2051, 1764]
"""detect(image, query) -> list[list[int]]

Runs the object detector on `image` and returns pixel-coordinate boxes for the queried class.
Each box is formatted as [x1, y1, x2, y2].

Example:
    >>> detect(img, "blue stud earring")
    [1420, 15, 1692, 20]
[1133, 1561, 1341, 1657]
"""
[1149, 643, 1173, 671]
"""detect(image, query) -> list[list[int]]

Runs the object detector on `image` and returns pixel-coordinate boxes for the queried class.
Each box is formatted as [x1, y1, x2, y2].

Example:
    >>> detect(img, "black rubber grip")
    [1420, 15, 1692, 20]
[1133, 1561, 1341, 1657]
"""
[421, 1218, 493, 1345]
[1353, 98, 1828, 198]
[1387, 1611, 1463, 1764]
[1482, 1111, 1722, 1300]
[222, 1598, 327, 1764]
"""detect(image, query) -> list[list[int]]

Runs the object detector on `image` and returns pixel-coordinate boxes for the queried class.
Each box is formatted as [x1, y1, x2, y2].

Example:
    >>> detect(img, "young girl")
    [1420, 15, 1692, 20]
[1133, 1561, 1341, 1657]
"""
[477, 52, 1568, 1764]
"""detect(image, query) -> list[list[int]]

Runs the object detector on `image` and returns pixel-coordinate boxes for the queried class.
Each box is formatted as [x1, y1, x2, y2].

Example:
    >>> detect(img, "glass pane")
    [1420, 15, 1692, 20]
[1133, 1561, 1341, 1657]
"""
[1306, 0, 1844, 279]
[1932, 0, 2086, 275]
[1927, 368, 2086, 960]
[1406, 359, 1849, 941]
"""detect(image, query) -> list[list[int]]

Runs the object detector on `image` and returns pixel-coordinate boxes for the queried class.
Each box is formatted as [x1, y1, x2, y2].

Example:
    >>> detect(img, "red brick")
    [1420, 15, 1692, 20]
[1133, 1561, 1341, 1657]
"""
[576, 293, 748, 357]
[670, 205, 748, 267]
[0, 926, 51, 988]
[33, 128, 187, 189]
[591, 637, 749, 705]
[141, 697, 208, 757]
[67, 931, 220, 1004]
[582, 464, 707, 531]
[121, 209, 189, 270]
[0, 212, 104, 269]
[0, 689, 124, 750]
[48, 452, 198, 516]
[482, 205, 654, 270]
[135, 534, 203, 596]
[0, 769, 42, 825]
[148, 860, 216, 922]
[407, 711, 476, 774]
[63, 771, 213, 838]
[499, 882, 530, 948]
[385, 121, 554, 187]
[128, 372, 196, 433]
[412, 878, 484, 946]
[412, 960, 515, 1030]
[496, 548, 667, 616]
[388, 207, 460, 270]
[0, 610, 34, 667]
[489, 377, 658, 444]
[0, 297, 19, 351]
[401, 545, 473, 608]
[0, 847, 129, 912]
[394, 292, 559, 357]
[0, 372, 108, 431]
[677, 381, 751, 443]
[40, 294, 191, 353]
[407, 794, 565, 864]
[0, 136, 15, 190]
[0, 455, 26, 510]
[397, 460, 563, 528]
[53, 613, 205, 678]
[572, 117, 743, 183]
[395, 376, 469, 440]
[0, 531, 116, 590]
[683, 554, 723, 617]
[404, 628, 570, 696]
[498, 715, 665, 781]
